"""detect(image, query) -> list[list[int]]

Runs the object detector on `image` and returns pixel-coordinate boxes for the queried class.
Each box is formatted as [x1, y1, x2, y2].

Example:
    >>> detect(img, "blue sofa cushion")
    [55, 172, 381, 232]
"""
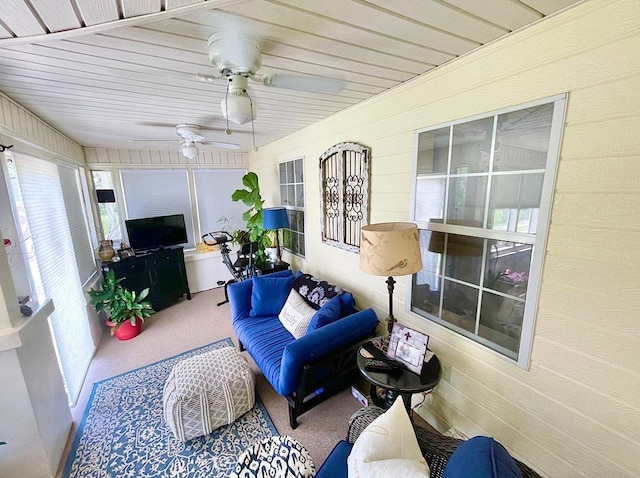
[307, 292, 358, 333]
[316, 440, 351, 478]
[234, 314, 295, 393]
[443, 436, 523, 478]
[292, 273, 346, 309]
[307, 295, 342, 332]
[250, 273, 294, 317]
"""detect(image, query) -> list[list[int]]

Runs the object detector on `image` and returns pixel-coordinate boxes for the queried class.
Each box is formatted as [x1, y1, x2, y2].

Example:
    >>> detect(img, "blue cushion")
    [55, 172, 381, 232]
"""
[443, 436, 523, 478]
[338, 293, 356, 316]
[250, 274, 294, 317]
[316, 440, 351, 478]
[307, 295, 343, 332]
[234, 315, 294, 393]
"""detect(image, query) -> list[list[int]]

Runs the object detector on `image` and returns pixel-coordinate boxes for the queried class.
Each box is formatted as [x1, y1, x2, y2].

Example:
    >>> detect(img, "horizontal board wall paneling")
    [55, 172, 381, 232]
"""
[431, 373, 593, 477]
[0, 94, 84, 162]
[561, 115, 640, 158]
[31, 0, 82, 33]
[431, 341, 637, 475]
[545, 225, 640, 265]
[555, 156, 640, 191]
[247, 3, 640, 475]
[563, 73, 640, 126]
[535, 311, 640, 376]
[430, 379, 587, 478]
[550, 193, 640, 232]
[538, 282, 639, 335]
[531, 333, 640, 409]
[370, 171, 414, 194]
[543, 251, 639, 300]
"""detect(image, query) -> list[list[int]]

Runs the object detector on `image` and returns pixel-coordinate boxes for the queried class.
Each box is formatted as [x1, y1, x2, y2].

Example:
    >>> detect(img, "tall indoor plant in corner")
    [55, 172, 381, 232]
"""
[231, 171, 271, 269]
[89, 270, 155, 340]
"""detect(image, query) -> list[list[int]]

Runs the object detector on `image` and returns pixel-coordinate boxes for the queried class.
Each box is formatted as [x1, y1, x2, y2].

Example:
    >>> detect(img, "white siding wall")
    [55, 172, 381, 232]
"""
[247, 1, 640, 477]
[85, 147, 248, 167]
[0, 93, 84, 164]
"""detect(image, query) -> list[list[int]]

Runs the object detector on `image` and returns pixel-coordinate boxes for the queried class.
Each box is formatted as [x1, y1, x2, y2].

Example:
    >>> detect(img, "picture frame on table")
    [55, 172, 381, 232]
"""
[118, 247, 135, 259]
[386, 323, 429, 375]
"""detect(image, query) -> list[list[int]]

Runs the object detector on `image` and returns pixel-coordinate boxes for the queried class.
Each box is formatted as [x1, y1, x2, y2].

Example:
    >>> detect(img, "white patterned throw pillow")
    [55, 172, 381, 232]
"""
[347, 397, 430, 478]
[278, 289, 317, 338]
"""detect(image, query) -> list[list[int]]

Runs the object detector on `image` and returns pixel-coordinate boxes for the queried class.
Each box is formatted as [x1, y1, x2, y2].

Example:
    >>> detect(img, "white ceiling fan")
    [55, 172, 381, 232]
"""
[129, 124, 240, 158]
[198, 32, 346, 125]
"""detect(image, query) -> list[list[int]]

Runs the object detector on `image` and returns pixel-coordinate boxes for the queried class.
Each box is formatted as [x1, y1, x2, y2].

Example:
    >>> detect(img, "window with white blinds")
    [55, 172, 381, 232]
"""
[194, 169, 246, 235]
[12, 154, 95, 404]
[57, 164, 96, 284]
[121, 169, 195, 248]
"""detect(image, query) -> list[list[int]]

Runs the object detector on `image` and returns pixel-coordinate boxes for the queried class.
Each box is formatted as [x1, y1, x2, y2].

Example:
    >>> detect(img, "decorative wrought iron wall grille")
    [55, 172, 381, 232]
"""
[319, 142, 370, 252]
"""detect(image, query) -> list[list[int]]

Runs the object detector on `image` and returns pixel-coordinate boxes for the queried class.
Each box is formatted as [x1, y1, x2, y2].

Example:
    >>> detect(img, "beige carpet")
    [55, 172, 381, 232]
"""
[57, 286, 362, 476]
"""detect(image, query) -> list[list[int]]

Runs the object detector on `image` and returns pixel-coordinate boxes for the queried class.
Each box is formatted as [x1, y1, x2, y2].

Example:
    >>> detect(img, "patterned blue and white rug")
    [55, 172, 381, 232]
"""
[63, 338, 278, 478]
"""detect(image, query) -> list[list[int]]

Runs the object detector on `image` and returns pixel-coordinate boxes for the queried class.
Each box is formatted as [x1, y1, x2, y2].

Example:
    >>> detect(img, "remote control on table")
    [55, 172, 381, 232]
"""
[365, 359, 397, 373]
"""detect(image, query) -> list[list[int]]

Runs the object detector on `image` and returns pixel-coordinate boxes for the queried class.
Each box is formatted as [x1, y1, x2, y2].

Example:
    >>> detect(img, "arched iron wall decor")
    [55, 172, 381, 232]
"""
[319, 142, 370, 252]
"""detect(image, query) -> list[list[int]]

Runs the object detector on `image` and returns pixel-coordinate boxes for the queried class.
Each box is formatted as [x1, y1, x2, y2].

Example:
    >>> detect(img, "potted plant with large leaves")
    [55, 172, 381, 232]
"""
[231, 172, 272, 269]
[89, 270, 155, 340]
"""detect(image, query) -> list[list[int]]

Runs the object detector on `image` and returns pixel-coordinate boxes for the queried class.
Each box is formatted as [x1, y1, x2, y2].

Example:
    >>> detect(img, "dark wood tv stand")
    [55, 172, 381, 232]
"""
[102, 246, 191, 312]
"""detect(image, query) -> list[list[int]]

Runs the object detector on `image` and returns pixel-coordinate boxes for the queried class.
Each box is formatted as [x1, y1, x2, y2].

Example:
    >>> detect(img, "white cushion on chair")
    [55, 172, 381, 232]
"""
[347, 397, 430, 477]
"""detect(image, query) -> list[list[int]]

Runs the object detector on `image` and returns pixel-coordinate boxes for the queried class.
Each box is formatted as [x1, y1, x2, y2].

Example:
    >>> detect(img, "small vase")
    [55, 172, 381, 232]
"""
[98, 240, 116, 262]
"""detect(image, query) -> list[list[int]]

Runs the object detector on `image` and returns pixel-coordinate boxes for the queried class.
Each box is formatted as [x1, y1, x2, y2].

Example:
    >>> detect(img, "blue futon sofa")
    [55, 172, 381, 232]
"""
[228, 270, 379, 428]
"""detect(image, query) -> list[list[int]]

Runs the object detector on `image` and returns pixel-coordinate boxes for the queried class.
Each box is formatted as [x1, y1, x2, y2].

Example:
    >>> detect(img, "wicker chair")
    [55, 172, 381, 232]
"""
[344, 406, 543, 478]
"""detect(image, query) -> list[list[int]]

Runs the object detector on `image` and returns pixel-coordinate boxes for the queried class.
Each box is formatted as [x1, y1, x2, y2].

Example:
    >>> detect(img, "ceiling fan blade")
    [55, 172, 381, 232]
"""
[259, 74, 345, 94]
[200, 140, 240, 150]
[128, 139, 182, 143]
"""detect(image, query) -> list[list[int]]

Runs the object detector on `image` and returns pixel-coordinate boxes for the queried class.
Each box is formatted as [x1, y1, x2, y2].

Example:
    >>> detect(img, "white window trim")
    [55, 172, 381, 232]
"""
[407, 94, 567, 369]
[279, 157, 306, 258]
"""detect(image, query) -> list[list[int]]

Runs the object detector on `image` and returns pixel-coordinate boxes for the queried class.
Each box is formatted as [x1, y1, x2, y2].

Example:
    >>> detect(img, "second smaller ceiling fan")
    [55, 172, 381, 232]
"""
[129, 124, 240, 158]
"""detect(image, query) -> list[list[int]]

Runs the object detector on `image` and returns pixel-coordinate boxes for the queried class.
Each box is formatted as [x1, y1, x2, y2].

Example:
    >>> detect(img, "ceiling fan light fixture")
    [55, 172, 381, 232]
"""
[220, 91, 256, 125]
[181, 143, 199, 160]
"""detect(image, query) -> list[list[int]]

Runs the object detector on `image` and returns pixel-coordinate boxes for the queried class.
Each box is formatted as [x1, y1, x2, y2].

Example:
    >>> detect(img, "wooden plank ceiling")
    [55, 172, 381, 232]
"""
[0, 0, 583, 153]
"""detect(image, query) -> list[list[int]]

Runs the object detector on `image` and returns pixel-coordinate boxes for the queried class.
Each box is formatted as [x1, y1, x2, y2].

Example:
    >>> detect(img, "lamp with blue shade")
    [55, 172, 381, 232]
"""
[263, 207, 290, 263]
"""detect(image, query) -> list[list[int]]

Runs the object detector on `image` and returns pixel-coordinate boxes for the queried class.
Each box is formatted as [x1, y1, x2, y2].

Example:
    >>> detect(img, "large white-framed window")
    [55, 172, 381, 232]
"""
[121, 169, 196, 249]
[92, 167, 249, 251]
[410, 95, 566, 368]
[279, 157, 305, 257]
[194, 169, 247, 235]
[4, 151, 96, 404]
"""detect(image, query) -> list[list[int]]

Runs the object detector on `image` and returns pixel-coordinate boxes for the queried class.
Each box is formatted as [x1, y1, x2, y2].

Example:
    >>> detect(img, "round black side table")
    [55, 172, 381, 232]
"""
[357, 337, 441, 415]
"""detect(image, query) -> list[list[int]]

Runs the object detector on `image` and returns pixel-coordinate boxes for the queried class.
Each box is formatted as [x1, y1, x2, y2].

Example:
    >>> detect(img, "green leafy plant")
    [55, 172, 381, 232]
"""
[88, 270, 155, 335]
[231, 172, 272, 268]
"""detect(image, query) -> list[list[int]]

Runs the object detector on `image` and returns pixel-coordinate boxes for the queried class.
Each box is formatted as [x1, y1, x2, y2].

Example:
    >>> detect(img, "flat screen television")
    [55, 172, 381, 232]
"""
[125, 214, 188, 253]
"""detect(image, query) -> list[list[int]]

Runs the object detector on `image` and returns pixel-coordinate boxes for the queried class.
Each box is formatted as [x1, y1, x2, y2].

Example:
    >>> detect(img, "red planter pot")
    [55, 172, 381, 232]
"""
[106, 318, 143, 340]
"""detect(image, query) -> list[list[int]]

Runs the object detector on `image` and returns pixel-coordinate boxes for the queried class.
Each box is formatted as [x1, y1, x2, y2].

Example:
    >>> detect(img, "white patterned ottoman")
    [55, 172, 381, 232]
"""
[162, 346, 255, 441]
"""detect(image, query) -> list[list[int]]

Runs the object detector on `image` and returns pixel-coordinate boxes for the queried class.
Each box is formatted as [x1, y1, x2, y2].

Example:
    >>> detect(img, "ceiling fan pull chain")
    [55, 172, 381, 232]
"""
[249, 94, 257, 152]
[224, 82, 232, 135]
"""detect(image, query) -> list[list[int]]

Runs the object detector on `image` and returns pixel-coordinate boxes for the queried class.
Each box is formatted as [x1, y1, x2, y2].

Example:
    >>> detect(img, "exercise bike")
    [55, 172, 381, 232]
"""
[202, 231, 258, 306]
